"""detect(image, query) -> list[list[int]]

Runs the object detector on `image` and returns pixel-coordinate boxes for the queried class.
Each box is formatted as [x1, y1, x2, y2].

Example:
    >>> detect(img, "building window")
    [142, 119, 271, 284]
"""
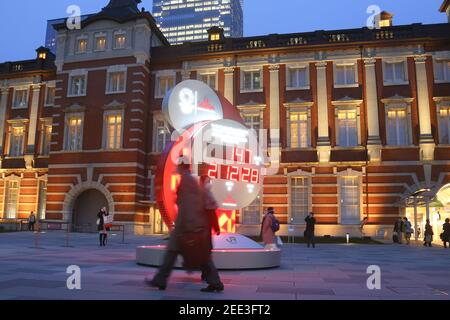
[241, 195, 262, 225]
[199, 73, 216, 89]
[290, 177, 310, 224]
[383, 61, 407, 84]
[289, 111, 309, 148]
[337, 109, 358, 147]
[114, 33, 126, 49]
[339, 176, 360, 225]
[40, 122, 52, 156]
[106, 71, 126, 93]
[153, 118, 171, 152]
[37, 180, 47, 221]
[387, 109, 409, 146]
[334, 63, 357, 86]
[64, 114, 83, 151]
[439, 107, 450, 144]
[45, 87, 55, 106]
[288, 67, 308, 89]
[156, 75, 175, 98]
[76, 38, 88, 53]
[4, 180, 19, 219]
[8, 125, 25, 157]
[434, 59, 450, 82]
[13, 89, 28, 109]
[242, 70, 262, 91]
[95, 35, 107, 52]
[242, 114, 261, 131]
[68, 75, 87, 96]
[104, 112, 122, 149]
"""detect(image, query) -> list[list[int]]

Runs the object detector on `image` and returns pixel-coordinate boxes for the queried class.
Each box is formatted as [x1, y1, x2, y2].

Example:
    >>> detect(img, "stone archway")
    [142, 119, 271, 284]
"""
[72, 189, 108, 232]
[62, 181, 115, 232]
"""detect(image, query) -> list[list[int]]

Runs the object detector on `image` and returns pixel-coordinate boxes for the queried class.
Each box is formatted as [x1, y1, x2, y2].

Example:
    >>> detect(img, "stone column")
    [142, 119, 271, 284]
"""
[364, 58, 382, 162]
[224, 67, 235, 105]
[25, 84, 41, 168]
[0, 87, 9, 155]
[315, 61, 331, 163]
[414, 55, 435, 161]
[425, 198, 430, 221]
[413, 197, 418, 241]
[269, 64, 280, 167]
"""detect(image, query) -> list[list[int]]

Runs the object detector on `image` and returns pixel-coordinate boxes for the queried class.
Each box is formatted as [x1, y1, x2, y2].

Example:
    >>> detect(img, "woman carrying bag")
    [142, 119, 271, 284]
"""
[97, 207, 111, 247]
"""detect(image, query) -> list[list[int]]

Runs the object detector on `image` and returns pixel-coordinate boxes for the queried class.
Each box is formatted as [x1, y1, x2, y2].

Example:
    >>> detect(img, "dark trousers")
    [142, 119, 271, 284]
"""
[28, 222, 35, 232]
[305, 230, 315, 248]
[153, 250, 222, 287]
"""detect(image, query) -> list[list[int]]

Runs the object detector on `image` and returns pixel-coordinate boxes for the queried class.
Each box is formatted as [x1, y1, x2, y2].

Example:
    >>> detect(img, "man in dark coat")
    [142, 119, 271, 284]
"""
[304, 212, 316, 248]
[148, 160, 223, 292]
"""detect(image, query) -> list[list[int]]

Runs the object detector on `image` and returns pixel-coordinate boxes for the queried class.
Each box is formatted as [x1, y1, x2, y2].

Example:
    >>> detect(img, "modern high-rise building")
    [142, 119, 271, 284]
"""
[152, 0, 243, 45]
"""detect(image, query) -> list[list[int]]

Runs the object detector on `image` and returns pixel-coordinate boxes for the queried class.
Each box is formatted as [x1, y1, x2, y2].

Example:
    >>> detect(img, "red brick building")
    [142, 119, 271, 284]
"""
[1, 0, 450, 238]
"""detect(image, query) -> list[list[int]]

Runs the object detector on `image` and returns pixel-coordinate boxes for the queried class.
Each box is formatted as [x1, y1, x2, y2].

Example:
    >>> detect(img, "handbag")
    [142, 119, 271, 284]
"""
[104, 214, 113, 229]
[178, 231, 210, 270]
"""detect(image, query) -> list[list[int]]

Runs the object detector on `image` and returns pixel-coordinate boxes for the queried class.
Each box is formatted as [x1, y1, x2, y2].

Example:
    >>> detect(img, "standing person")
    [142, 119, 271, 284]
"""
[359, 217, 368, 238]
[424, 219, 434, 247]
[97, 207, 108, 247]
[199, 175, 221, 283]
[261, 207, 277, 249]
[403, 217, 413, 245]
[304, 212, 316, 248]
[393, 218, 403, 244]
[28, 212, 36, 232]
[441, 218, 450, 249]
[148, 159, 224, 292]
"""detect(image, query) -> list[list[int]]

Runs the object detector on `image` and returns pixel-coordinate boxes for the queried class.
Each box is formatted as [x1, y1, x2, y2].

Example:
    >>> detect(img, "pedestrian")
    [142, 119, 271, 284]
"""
[28, 211, 36, 232]
[424, 219, 434, 247]
[403, 217, 413, 245]
[359, 217, 368, 238]
[304, 212, 316, 248]
[199, 175, 221, 283]
[97, 207, 109, 247]
[261, 207, 277, 249]
[148, 159, 224, 292]
[393, 218, 403, 244]
[441, 218, 450, 249]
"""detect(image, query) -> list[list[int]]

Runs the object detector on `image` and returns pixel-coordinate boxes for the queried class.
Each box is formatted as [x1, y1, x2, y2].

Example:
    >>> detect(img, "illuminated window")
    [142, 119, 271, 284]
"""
[156, 75, 175, 98]
[114, 33, 126, 49]
[8, 125, 25, 157]
[337, 110, 358, 147]
[210, 33, 220, 41]
[4, 180, 19, 219]
[69, 75, 87, 96]
[104, 112, 122, 149]
[288, 67, 308, 89]
[290, 177, 310, 224]
[64, 114, 83, 151]
[335, 63, 357, 86]
[289, 112, 309, 148]
[95, 35, 107, 51]
[434, 60, 450, 82]
[45, 87, 55, 106]
[242, 70, 262, 91]
[339, 176, 360, 225]
[387, 109, 408, 146]
[439, 107, 450, 144]
[13, 89, 28, 109]
[199, 73, 216, 89]
[76, 38, 88, 53]
[107, 71, 126, 93]
[40, 121, 52, 156]
[383, 61, 407, 84]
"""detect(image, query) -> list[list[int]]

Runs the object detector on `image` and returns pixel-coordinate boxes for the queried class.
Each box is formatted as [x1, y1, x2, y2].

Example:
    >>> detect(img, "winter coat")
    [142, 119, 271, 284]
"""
[261, 214, 276, 245]
[424, 224, 434, 236]
[442, 222, 450, 241]
[167, 171, 208, 251]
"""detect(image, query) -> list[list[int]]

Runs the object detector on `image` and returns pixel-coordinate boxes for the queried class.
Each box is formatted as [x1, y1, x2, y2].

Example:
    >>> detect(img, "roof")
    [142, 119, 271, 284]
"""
[440, 0, 450, 12]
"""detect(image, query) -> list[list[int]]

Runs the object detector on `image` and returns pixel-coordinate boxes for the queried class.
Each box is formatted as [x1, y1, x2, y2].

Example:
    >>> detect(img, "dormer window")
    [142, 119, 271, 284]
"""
[114, 32, 126, 49]
[95, 34, 107, 52]
[210, 33, 220, 41]
[38, 52, 47, 60]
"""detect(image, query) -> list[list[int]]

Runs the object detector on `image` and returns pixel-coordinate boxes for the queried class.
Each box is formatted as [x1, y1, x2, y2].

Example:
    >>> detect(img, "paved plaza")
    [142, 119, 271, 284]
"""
[0, 231, 449, 300]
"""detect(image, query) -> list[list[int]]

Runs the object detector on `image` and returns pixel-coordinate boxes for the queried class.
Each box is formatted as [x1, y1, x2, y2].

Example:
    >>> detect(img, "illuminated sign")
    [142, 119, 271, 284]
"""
[162, 80, 224, 132]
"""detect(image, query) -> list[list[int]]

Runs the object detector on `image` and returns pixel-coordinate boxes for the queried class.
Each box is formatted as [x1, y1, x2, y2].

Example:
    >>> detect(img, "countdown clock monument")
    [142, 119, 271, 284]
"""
[136, 80, 281, 270]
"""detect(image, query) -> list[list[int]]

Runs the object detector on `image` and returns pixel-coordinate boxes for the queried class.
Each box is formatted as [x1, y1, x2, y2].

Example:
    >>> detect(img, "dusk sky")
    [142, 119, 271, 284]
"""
[0, 0, 446, 61]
